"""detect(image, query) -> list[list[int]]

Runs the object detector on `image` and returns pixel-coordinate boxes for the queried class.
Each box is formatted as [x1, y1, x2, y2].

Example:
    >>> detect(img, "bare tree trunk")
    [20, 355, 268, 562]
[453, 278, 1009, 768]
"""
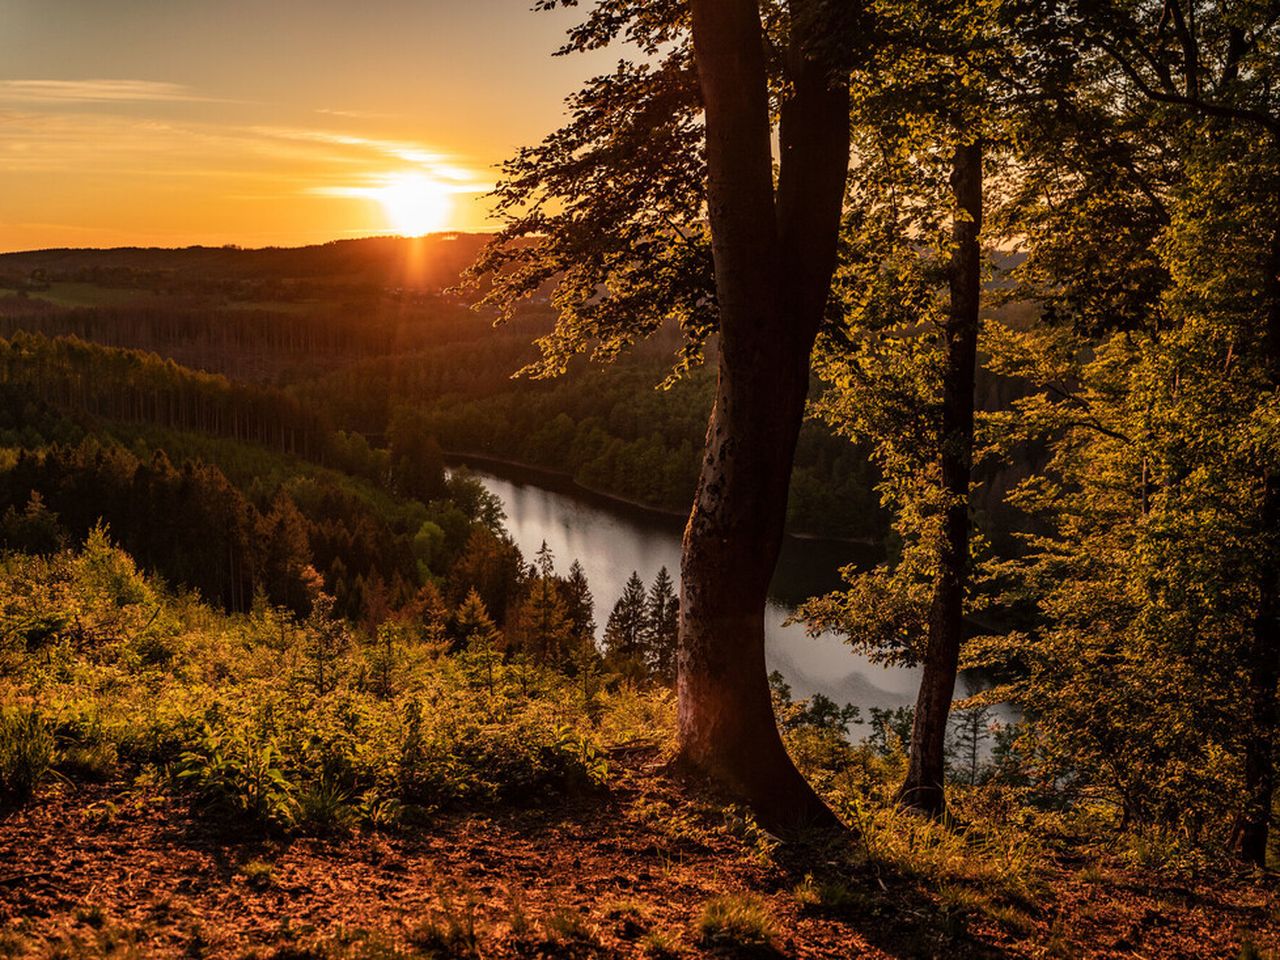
[679, 0, 849, 832]
[1235, 223, 1280, 865]
[900, 139, 983, 816]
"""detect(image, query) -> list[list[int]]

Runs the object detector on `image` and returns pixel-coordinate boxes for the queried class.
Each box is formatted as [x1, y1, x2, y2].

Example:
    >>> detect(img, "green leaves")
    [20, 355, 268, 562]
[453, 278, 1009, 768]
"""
[176, 725, 296, 831]
[461, 38, 715, 381]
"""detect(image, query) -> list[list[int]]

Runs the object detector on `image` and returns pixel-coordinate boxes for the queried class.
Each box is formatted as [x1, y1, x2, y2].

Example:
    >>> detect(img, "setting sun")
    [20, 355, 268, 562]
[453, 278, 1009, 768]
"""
[374, 172, 452, 237]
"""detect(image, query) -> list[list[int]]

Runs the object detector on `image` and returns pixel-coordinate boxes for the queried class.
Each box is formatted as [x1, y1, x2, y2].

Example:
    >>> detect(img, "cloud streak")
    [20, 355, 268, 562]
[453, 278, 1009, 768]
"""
[0, 79, 218, 103]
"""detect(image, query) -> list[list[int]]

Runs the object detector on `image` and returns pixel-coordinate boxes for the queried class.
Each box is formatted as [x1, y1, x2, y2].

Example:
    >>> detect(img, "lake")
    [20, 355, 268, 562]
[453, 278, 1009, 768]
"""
[463, 464, 928, 715]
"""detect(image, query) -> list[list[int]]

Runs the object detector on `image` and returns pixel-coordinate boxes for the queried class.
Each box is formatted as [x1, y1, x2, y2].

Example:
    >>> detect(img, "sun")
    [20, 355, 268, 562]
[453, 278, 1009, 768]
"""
[375, 172, 451, 236]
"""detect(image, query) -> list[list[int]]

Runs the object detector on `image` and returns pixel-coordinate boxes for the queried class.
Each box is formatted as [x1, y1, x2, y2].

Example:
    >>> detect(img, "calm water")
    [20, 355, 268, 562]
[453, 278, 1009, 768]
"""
[465, 466, 925, 714]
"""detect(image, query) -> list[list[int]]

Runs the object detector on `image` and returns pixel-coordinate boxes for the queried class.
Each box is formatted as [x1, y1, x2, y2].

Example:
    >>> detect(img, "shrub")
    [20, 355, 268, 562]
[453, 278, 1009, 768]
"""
[240, 858, 275, 889]
[0, 705, 53, 803]
[58, 740, 118, 782]
[642, 928, 682, 958]
[295, 779, 357, 836]
[175, 725, 295, 831]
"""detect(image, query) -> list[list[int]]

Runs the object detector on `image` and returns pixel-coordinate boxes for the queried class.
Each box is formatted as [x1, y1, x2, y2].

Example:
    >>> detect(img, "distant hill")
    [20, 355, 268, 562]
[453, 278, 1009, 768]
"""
[0, 233, 497, 295]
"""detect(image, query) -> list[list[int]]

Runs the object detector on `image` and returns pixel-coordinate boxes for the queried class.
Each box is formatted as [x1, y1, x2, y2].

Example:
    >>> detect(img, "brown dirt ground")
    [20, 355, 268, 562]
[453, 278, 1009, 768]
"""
[0, 751, 1276, 959]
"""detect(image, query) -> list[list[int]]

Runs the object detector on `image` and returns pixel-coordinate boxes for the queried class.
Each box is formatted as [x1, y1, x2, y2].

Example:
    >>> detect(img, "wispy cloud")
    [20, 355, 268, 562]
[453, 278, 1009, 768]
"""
[0, 80, 217, 104]
[0, 111, 492, 195]
[314, 107, 401, 121]
[250, 126, 494, 193]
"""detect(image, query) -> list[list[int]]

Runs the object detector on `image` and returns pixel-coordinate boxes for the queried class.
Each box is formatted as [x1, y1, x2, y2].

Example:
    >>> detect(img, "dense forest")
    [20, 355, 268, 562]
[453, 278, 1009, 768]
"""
[0, 261, 889, 540]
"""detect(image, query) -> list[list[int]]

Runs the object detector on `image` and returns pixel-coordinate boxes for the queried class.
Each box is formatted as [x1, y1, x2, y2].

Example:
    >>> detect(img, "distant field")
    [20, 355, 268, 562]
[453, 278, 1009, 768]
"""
[219, 298, 321, 314]
[16, 282, 158, 308]
[4, 282, 325, 314]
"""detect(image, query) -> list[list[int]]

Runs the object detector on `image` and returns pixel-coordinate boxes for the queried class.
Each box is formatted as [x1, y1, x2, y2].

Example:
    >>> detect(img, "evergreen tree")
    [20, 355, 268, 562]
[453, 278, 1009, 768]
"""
[645, 566, 679, 682]
[388, 407, 447, 504]
[453, 586, 502, 695]
[534, 539, 555, 579]
[0, 491, 64, 554]
[302, 565, 348, 696]
[409, 580, 450, 648]
[452, 586, 499, 650]
[604, 571, 648, 669]
[258, 493, 313, 615]
[947, 704, 993, 787]
[446, 527, 526, 626]
[507, 574, 576, 668]
[563, 559, 596, 645]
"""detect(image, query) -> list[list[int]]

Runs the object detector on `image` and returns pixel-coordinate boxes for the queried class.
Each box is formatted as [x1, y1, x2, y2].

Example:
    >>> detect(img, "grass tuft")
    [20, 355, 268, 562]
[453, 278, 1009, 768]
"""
[541, 907, 599, 948]
[696, 893, 777, 953]
[240, 858, 276, 889]
[408, 896, 481, 959]
[0, 705, 53, 803]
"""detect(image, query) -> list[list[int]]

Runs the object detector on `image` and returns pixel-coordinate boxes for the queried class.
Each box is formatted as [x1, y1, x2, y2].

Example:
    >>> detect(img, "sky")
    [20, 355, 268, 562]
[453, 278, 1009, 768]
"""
[0, 1, 617, 251]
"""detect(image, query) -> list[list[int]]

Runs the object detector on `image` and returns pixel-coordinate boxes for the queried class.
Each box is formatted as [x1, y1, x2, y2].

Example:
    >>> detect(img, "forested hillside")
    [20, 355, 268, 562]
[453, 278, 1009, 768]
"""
[0, 245, 888, 540]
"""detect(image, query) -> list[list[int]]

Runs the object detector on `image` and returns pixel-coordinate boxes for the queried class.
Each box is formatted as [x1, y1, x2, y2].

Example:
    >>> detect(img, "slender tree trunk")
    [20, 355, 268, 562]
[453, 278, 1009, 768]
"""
[899, 139, 984, 816]
[679, 0, 849, 832]
[1236, 222, 1280, 866]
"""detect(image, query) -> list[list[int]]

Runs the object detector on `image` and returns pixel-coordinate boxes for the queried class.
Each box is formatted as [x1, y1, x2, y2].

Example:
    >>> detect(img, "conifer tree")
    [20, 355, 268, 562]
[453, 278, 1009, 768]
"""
[534, 539, 555, 580]
[410, 580, 451, 648]
[453, 586, 502, 695]
[645, 566, 679, 682]
[563, 559, 596, 645]
[259, 493, 313, 615]
[453, 586, 499, 649]
[604, 571, 648, 669]
[302, 565, 348, 696]
[507, 572, 576, 667]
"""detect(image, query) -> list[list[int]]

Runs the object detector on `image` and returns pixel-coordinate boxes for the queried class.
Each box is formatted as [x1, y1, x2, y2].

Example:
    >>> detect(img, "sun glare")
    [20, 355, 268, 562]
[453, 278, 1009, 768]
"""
[375, 172, 451, 236]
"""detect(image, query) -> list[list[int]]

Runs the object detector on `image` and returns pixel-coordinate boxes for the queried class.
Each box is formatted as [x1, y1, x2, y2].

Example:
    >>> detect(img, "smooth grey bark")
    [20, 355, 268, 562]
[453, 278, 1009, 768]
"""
[678, 0, 850, 831]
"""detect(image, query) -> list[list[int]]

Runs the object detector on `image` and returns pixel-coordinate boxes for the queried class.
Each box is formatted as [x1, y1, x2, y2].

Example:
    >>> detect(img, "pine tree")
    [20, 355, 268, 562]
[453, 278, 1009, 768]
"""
[535, 539, 555, 579]
[446, 527, 525, 626]
[507, 567, 575, 668]
[0, 491, 64, 554]
[411, 580, 450, 648]
[453, 586, 498, 649]
[604, 571, 648, 669]
[302, 565, 348, 696]
[453, 586, 500, 694]
[645, 566, 679, 682]
[947, 704, 993, 787]
[563, 559, 596, 645]
[258, 493, 312, 615]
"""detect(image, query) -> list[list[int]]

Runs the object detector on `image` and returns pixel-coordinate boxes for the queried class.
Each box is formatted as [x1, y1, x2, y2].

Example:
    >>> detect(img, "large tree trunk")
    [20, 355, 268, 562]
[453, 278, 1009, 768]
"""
[899, 140, 984, 816]
[1235, 223, 1280, 866]
[678, 0, 849, 832]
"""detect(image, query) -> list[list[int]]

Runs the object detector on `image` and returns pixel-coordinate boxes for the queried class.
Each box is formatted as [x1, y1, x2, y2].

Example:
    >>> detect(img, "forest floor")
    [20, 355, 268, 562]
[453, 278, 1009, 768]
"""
[0, 748, 1275, 960]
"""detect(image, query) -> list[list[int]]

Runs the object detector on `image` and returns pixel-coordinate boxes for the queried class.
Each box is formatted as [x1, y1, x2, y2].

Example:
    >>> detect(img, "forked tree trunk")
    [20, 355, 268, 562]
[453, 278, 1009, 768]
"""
[678, 0, 849, 832]
[899, 140, 983, 816]
[1235, 223, 1280, 866]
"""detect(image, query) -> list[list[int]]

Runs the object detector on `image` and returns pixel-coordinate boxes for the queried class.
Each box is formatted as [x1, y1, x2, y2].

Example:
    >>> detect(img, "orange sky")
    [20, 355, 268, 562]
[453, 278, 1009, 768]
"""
[0, 1, 616, 251]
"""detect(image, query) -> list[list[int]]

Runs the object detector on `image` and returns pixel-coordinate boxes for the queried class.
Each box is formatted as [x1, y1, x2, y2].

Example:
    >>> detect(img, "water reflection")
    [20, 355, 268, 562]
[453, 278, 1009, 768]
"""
[466, 467, 924, 714]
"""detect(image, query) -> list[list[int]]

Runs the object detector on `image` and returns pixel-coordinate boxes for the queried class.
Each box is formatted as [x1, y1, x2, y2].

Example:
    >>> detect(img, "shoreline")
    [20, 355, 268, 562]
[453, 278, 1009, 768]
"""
[443, 449, 880, 548]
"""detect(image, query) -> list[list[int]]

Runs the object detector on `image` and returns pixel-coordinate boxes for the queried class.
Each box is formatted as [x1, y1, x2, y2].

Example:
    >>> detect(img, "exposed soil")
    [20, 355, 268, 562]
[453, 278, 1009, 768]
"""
[0, 752, 1275, 959]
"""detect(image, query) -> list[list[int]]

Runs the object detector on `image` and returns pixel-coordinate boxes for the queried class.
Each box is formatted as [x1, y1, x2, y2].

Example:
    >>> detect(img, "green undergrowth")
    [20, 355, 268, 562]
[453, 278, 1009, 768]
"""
[0, 534, 672, 832]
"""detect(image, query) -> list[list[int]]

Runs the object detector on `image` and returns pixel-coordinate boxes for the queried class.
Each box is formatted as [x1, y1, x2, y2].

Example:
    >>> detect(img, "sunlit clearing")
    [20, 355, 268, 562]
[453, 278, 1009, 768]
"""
[375, 172, 451, 236]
